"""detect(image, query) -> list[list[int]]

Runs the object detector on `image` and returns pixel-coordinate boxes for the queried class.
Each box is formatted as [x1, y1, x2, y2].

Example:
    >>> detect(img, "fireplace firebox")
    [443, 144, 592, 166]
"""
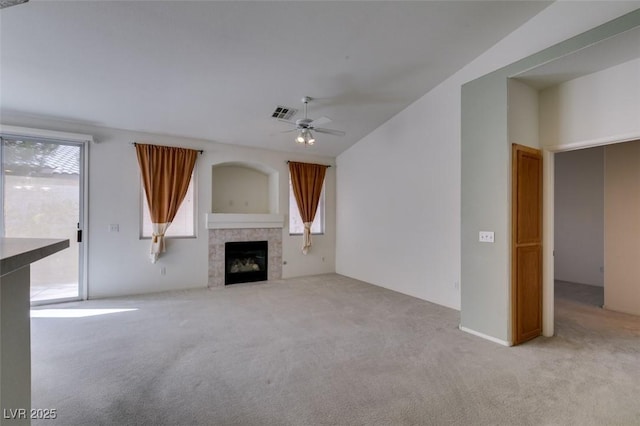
[225, 241, 268, 285]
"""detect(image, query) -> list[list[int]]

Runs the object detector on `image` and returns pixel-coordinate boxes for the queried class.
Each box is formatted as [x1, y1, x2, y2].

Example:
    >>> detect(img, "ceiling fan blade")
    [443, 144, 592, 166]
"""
[309, 116, 331, 127]
[277, 119, 297, 126]
[281, 129, 299, 133]
[314, 128, 346, 136]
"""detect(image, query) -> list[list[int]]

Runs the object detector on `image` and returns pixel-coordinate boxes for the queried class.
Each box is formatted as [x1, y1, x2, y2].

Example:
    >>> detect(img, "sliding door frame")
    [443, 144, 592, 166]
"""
[0, 125, 92, 303]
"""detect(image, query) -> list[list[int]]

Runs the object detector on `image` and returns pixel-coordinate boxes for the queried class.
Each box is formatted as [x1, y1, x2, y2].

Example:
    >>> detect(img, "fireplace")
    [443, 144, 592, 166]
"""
[225, 241, 268, 285]
[208, 227, 282, 288]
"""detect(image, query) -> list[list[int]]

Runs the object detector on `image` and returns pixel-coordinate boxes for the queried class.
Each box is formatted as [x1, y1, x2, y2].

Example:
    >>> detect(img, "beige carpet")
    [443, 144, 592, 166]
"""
[30, 275, 640, 425]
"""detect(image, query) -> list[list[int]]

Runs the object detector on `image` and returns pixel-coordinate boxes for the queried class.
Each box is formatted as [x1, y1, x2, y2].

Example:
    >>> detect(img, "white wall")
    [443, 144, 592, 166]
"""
[554, 147, 604, 286]
[1, 115, 336, 298]
[540, 58, 640, 150]
[604, 139, 640, 315]
[508, 79, 540, 149]
[337, 2, 639, 312]
[337, 89, 460, 308]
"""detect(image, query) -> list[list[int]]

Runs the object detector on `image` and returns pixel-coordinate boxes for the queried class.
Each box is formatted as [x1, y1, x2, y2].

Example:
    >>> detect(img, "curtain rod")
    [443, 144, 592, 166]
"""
[286, 161, 331, 168]
[132, 142, 203, 154]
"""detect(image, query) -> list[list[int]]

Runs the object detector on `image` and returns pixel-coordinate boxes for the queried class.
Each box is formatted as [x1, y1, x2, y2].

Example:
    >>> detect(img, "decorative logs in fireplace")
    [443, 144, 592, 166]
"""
[225, 241, 268, 285]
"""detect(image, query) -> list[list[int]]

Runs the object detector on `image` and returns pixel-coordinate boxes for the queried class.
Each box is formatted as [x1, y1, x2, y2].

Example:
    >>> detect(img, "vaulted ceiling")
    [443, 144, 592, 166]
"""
[0, 1, 551, 156]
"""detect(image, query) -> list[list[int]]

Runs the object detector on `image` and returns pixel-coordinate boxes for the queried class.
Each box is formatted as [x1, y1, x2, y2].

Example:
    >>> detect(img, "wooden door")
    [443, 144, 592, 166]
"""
[512, 144, 543, 345]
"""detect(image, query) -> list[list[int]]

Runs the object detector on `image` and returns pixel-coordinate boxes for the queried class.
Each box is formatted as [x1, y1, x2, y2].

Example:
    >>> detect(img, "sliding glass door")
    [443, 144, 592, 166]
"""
[1, 136, 85, 303]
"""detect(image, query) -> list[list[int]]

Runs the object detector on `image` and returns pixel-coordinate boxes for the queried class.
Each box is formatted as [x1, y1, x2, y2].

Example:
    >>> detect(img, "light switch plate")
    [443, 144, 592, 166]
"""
[479, 231, 494, 243]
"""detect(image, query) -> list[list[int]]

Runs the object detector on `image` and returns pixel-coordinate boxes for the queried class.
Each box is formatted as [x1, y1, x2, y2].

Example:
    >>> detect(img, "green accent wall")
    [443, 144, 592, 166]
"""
[460, 9, 640, 343]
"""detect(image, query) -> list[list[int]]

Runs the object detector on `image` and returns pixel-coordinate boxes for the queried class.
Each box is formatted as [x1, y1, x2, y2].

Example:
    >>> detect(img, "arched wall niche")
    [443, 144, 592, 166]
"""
[211, 161, 279, 214]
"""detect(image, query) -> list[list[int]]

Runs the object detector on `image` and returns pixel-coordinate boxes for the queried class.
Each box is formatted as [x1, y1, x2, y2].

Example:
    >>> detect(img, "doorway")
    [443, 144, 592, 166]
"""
[549, 138, 640, 315]
[1, 135, 86, 304]
[553, 147, 605, 308]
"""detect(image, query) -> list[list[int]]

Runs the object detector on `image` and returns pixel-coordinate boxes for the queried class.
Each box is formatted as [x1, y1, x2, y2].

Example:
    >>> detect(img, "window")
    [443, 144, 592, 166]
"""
[141, 173, 196, 238]
[289, 175, 324, 235]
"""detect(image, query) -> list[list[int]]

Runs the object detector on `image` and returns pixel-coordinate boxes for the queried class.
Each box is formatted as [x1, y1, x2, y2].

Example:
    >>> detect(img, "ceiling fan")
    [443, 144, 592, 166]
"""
[279, 96, 345, 146]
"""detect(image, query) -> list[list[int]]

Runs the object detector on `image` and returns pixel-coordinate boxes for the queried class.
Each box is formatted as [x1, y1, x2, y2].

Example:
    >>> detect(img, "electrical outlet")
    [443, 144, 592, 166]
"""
[109, 224, 119, 232]
[479, 231, 494, 243]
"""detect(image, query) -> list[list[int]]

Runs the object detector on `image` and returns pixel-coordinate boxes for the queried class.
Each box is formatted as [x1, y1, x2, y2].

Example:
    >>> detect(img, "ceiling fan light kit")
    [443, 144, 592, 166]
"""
[279, 96, 345, 147]
[296, 129, 315, 145]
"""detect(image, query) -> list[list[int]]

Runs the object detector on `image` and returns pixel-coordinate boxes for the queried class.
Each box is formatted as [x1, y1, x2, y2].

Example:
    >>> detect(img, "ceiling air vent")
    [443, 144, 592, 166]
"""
[271, 106, 297, 120]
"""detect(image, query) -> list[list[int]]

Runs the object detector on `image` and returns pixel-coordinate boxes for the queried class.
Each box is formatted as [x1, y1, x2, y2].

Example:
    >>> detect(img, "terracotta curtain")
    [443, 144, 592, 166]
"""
[135, 143, 198, 263]
[289, 161, 328, 254]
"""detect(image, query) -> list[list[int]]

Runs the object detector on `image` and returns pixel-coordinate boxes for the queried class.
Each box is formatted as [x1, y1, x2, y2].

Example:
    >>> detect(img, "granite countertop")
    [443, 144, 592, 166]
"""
[0, 238, 70, 277]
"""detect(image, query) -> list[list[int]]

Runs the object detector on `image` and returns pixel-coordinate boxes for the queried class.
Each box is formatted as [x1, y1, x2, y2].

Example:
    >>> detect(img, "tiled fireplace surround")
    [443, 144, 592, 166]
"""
[208, 227, 283, 287]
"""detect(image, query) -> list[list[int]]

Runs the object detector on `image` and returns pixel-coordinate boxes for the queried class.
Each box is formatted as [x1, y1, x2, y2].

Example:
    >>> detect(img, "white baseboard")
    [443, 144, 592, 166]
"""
[459, 325, 512, 347]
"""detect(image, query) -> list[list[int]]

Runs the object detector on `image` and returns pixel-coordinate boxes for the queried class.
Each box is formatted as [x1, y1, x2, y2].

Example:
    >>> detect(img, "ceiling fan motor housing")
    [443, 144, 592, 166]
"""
[296, 118, 313, 128]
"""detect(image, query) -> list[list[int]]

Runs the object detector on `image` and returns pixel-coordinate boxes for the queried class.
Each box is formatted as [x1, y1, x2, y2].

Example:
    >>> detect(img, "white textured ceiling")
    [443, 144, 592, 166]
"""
[0, 1, 551, 157]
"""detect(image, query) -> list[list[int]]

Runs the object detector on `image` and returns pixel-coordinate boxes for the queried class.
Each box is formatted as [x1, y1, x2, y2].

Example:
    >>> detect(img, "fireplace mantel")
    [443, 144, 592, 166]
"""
[206, 213, 285, 230]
